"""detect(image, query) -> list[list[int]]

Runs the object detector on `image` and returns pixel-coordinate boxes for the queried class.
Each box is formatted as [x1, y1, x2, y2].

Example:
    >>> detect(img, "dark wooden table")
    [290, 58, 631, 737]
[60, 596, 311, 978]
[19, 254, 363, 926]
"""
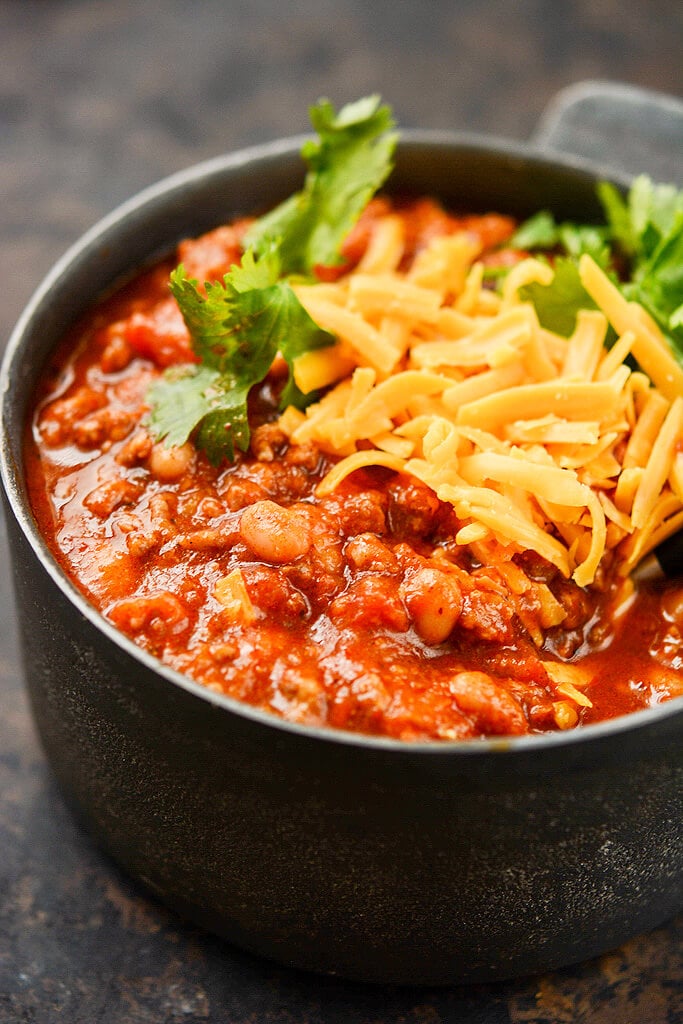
[1, 2, 682, 1021]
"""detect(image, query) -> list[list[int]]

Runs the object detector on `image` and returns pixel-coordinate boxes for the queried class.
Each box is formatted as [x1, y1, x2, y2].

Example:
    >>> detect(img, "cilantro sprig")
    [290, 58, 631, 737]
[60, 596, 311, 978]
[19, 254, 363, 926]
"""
[147, 248, 333, 463]
[245, 94, 398, 275]
[599, 176, 683, 357]
[147, 95, 397, 464]
[514, 175, 683, 355]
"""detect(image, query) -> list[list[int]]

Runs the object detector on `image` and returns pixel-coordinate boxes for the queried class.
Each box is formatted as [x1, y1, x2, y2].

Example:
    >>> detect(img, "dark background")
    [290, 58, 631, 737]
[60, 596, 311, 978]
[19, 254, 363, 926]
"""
[1, 1, 682, 1021]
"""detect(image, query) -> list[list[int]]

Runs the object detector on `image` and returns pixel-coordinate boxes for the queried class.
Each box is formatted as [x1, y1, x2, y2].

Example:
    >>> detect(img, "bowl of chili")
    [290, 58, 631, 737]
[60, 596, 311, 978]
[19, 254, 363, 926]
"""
[1, 85, 682, 984]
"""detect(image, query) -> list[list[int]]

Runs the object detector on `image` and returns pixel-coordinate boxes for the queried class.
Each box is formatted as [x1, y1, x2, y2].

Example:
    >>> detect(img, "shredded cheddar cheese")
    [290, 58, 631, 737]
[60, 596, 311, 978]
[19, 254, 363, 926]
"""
[279, 215, 683, 587]
[214, 568, 257, 624]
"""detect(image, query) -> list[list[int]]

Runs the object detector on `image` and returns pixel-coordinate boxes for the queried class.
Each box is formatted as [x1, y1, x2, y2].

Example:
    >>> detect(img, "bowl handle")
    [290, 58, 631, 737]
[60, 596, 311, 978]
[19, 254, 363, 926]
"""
[531, 80, 683, 185]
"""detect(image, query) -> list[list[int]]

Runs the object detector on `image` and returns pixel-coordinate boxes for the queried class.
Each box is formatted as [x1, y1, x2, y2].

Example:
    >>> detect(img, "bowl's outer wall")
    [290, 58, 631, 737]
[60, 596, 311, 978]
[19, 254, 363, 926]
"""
[6, 506, 682, 985]
[2, 138, 681, 985]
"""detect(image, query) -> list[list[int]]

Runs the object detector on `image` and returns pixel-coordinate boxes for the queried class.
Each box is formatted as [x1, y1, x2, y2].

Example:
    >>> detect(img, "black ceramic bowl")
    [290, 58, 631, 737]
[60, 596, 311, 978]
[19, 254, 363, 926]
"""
[2, 93, 683, 985]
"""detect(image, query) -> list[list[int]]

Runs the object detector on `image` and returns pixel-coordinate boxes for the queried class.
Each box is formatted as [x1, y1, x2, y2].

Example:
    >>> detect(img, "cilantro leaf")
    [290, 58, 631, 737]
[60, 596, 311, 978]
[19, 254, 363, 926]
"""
[519, 258, 599, 337]
[147, 258, 333, 463]
[510, 210, 610, 265]
[147, 94, 396, 465]
[625, 209, 683, 360]
[245, 94, 397, 274]
[599, 175, 683, 262]
[628, 175, 683, 260]
[557, 223, 610, 265]
[512, 175, 683, 369]
[169, 257, 292, 379]
[194, 385, 253, 464]
[509, 211, 559, 250]
[147, 365, 251, 464]
[598, 176, 683, 362]
[596, 181, 634, 257]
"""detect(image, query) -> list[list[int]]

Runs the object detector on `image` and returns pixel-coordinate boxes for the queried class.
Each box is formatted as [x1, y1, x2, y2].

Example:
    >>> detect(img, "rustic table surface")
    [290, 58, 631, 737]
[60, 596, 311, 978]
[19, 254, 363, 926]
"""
[1, 2, 682, 1021]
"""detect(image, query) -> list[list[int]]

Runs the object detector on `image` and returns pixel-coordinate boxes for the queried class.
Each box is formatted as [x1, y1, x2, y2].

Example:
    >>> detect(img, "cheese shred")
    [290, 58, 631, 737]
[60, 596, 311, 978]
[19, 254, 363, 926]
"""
[280, 218, 683, 586]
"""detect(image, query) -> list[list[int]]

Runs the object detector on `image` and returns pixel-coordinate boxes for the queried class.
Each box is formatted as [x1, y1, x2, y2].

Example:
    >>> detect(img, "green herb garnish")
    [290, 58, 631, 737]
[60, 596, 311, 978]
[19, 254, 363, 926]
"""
[599, 176, 683, 360]
[147, 95, 397, 463]
[515, 175, 683, 352]
[520, 259, 599, 338]
[245, 94, 398, 275]
[148, 248, 333, 463]
[510, 210, 610, 264]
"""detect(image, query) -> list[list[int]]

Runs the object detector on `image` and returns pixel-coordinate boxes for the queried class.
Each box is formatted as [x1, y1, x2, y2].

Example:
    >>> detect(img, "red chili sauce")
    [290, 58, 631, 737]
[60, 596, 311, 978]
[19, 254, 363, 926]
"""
[25, 199, 683, 741]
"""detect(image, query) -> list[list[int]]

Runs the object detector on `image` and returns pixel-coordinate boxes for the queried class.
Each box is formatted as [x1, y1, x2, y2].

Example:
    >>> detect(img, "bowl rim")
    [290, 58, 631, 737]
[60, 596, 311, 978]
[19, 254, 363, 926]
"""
[2, 128, 680, 758]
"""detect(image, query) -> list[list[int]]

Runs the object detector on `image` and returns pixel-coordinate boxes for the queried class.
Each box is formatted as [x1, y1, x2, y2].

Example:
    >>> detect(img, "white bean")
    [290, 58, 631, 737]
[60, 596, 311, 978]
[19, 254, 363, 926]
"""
[239, 500, 311, 564]
[402, 566, 463, 644]
[149, 441, 193, 481]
